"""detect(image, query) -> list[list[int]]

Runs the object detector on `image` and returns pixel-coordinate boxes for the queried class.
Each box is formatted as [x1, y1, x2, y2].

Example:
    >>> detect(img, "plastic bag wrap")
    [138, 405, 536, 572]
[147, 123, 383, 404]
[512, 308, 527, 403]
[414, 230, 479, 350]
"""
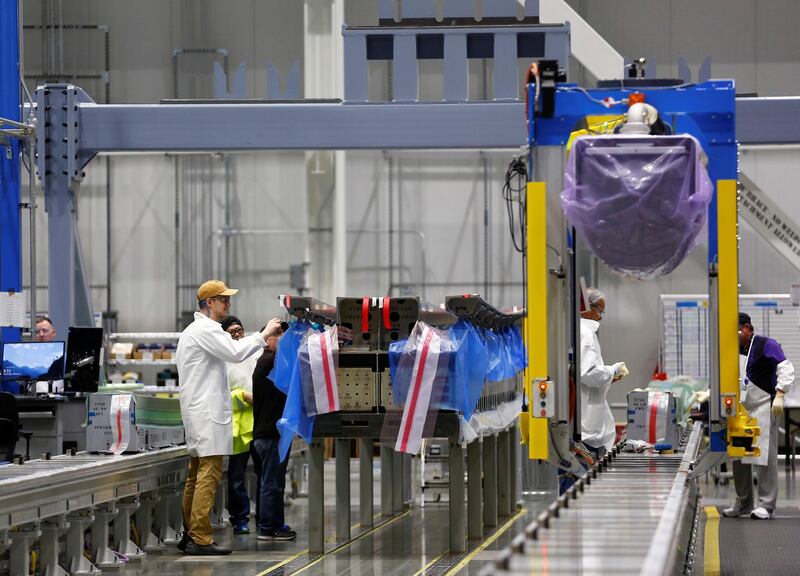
[298, 325, 340, 417]
[562, 135, 713, 279]
[484, 329, 505, 383]
[271, 320, 317, 461]
[648, 375, 708, 427]
[388, 320, 489, 419]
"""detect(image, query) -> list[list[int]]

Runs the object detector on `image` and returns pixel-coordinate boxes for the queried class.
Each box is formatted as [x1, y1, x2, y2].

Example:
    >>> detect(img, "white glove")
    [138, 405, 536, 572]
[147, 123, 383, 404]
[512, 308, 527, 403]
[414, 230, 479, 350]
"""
[613, 362, 629, 381]
[773, 393, 785, 418]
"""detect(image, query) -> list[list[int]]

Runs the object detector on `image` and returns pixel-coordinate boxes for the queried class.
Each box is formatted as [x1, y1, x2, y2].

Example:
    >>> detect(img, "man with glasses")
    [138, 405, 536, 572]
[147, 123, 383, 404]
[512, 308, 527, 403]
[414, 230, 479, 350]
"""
[177, 280, 283, 555]
[579, 287, 628, 458]
[35, 316, 57, 342]
[221, 315, 260, 535]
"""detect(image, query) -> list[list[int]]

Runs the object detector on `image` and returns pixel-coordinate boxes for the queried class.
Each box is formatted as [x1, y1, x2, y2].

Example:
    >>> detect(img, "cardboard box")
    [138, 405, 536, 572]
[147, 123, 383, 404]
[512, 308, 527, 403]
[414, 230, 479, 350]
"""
[110, 342, 134, 360]
[87, 393, 184, 453]
[626, 390, 681, 448]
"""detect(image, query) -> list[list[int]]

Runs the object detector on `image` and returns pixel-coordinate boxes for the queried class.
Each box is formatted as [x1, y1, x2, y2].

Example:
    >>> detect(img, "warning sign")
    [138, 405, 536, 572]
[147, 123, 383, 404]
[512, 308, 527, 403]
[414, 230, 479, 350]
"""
[739, 174, 800, 264]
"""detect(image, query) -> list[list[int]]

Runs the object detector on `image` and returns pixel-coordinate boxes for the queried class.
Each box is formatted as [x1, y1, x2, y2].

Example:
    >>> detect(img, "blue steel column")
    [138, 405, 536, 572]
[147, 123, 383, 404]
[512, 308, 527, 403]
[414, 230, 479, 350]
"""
[0, 1, 22, 344]
[36, 84, 79, 337]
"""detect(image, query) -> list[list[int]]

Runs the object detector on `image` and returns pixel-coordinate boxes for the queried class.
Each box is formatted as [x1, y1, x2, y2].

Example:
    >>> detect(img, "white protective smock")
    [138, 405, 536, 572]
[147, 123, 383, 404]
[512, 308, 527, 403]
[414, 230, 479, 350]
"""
[177, 312, 265, 457]
[739, 339, 794, 466]
[580, 318, 624, 451]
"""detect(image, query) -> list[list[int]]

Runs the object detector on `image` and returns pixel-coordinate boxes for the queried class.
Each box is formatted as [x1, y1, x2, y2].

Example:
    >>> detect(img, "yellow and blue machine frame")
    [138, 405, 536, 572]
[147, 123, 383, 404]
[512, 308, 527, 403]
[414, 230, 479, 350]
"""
[522, 79, 757, 461]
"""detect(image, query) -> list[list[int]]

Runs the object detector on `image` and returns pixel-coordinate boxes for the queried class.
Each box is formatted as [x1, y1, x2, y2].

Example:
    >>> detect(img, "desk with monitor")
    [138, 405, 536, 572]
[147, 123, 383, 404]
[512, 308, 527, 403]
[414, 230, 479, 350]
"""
[1, 330, 101, 457]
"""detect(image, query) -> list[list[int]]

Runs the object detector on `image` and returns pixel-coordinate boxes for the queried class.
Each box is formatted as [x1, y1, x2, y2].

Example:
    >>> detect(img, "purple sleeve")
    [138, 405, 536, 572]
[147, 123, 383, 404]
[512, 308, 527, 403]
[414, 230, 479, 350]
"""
[764, 338, 787, 364]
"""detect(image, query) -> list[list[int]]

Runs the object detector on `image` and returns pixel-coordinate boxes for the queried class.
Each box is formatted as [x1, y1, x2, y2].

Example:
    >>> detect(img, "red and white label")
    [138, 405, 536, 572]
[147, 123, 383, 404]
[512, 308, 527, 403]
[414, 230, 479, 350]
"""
[396, 326, 441, 454]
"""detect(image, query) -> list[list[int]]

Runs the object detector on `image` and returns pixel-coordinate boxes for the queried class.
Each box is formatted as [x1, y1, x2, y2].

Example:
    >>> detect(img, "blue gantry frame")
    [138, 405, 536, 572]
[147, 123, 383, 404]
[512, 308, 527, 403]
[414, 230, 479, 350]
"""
[527, 80, 738, 263]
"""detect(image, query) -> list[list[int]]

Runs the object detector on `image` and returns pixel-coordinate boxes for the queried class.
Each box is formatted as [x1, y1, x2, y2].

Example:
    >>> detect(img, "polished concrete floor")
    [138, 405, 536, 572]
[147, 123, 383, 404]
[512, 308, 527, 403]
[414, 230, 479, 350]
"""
[86, 452, 800, 575]
[699, 456, 800, 576]
[121, 459, 540, 576]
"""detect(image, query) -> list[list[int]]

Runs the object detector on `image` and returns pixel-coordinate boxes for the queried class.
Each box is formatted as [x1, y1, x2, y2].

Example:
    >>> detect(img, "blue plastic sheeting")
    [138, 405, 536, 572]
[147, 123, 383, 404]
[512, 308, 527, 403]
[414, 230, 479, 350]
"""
[271, 320, 317, 461]
[389, 320, 525, 419]
[0, 1, 22, 347]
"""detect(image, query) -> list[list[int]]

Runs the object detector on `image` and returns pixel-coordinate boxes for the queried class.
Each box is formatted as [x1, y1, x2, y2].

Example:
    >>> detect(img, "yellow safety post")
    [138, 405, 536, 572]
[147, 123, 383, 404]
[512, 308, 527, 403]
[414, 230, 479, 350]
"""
[717, 179, 760, 458]
[526, 181, 549, 460]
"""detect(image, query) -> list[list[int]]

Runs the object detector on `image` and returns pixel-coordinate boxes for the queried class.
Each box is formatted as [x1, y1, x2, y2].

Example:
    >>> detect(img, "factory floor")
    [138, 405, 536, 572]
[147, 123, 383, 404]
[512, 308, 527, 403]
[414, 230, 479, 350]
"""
[100, 455, 800, 575]
[122, 459, 542, 576]
[698, 456, 800, 575]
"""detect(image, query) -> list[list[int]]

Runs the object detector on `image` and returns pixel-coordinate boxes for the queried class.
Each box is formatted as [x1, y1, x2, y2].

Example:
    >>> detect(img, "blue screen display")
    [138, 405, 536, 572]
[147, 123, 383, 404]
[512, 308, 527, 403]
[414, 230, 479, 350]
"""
[1, 342, 66, 381]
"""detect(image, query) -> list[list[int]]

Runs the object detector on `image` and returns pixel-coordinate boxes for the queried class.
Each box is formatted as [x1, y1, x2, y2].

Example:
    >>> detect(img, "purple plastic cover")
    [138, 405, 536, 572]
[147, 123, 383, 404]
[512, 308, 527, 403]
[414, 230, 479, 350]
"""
[561, 135, 713, 279]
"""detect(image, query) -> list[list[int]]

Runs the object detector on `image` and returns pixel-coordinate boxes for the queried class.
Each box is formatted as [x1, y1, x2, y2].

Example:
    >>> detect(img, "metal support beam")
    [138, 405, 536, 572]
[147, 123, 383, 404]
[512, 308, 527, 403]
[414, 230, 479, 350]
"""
[497, 429, 511, 517]
[509, 425, 519, 509]
[467, 437, 483, 540]
[483, 434, 498, 527]
[65, 511, 99, 574]
[381, 445, 393, 516]
[359, 438, 374, 528]
[39, 516, 69, 576]
[91, 503, 125, 569]
[335, 438, 351, 542]
[75, 100, 527, 152]
[308, 440, 325, 554]
[392, 450, 404, 513]
[449, 439, 466, 553]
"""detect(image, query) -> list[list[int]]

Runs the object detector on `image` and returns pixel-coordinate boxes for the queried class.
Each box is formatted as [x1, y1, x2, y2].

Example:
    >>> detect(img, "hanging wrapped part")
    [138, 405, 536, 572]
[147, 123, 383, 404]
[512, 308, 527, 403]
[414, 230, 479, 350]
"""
[561, 135, 713, 279]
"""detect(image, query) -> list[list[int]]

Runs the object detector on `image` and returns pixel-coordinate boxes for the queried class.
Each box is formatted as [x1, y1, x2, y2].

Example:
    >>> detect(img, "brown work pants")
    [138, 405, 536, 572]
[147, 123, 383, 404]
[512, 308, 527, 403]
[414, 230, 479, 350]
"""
[182, 455, 223, 546]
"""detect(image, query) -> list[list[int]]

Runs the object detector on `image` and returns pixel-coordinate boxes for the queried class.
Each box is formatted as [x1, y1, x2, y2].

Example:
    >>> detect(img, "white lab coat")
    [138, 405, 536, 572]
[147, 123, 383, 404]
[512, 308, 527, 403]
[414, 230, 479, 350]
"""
[177, 312, 264, 457]
[739, 339, 795, 466]
[227, 348, 261, 394]
[580, 318, 623, 452]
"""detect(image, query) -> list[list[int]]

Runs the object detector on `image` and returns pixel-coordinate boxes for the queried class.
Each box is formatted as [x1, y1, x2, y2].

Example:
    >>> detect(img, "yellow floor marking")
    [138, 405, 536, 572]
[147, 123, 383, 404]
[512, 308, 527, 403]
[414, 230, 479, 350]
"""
[704, 505, 721, 576]
[442, 507, 528, 576]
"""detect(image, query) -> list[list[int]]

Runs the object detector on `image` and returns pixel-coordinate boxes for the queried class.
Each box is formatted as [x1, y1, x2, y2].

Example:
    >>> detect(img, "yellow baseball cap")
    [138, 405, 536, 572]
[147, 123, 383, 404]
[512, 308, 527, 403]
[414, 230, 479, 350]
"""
[197, 280, 239, 301]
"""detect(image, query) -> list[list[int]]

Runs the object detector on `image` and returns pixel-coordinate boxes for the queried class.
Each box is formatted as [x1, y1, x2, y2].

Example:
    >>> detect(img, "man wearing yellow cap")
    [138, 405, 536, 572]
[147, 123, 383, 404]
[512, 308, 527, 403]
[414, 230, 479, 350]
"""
[176, 279, 283, 555]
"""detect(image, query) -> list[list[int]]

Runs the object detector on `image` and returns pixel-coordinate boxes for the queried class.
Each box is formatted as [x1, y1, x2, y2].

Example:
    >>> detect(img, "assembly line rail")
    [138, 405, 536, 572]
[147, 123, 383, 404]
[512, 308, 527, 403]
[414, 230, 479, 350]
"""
[0, 446, 188, 530]
[491, 422, 703, 576]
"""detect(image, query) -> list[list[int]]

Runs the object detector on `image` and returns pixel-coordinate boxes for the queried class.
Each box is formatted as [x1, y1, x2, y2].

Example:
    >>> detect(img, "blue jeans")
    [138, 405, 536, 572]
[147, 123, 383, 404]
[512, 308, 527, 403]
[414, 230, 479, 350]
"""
[227, 450, 251, 523]
[252, 437, 289, 533]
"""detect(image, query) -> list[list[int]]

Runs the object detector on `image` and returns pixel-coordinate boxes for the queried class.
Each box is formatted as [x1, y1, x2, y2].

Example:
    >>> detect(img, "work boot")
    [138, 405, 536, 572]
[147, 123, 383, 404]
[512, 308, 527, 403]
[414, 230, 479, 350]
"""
[721, 503, 752, 518]
[750, 506, 774, 520]
[184, 541, 233, 555]
[176, 532, 190, 552]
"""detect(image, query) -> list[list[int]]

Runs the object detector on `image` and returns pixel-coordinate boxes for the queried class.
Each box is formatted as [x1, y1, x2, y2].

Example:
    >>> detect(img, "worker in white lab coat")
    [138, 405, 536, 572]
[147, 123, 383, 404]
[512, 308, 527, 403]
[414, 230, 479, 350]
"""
[580, 287, 628, 457]
[176, 279, 283, 555]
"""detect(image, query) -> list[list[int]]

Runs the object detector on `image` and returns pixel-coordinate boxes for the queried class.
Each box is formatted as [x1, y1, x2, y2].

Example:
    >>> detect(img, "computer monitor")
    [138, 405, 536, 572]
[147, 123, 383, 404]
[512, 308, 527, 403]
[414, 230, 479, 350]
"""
[1, 341, 66, 382]
[65, 327, 103, 393]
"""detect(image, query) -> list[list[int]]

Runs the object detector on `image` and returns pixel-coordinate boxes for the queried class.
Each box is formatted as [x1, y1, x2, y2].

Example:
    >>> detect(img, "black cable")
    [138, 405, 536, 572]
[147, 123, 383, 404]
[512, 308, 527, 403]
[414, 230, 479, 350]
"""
[502, 156, 527, 254]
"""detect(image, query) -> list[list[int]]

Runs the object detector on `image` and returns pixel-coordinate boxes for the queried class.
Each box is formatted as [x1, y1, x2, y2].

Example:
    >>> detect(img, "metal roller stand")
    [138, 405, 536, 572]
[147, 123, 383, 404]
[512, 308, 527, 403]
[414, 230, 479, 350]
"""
[449, 439, 466, 553]
[497, 429, 511, 517]
[91, 503, 124, 569]
[135, 492, 166, 552]
[509, 425, 519, 509]
[336, 438, 352, 542]
[483, 434, 498, 528]
[359, 438, 374, 528]
[392, 450, 404, 513]
[467, 436, 483, 540]
[210, 479, 226, 530]
[380, 445, 393, 516]
[113, 498, 146, 562]
[169, 487, 185, 541]
[155, 487, 181, 545]
[39, 515, 70, 576]
[66, 510, 101, 575]
[308, 440, 325, 555]
[8, 525, 40, 576]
